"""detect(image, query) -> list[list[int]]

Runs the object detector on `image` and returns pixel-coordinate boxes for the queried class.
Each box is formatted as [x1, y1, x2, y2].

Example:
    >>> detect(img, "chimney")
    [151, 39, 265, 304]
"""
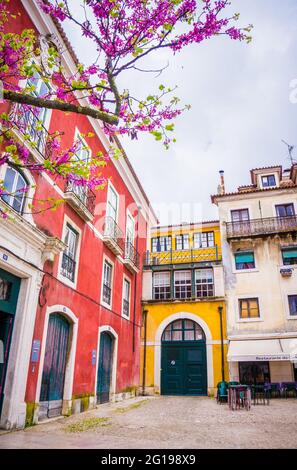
[218, 170, 225, 195]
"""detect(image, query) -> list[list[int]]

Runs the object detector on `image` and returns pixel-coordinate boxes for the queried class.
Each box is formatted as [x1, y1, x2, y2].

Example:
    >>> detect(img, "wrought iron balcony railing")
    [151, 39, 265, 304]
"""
[64, 180, 96, 216]
[61, 252, 76, 282]
[12, 106, 52, 159]
[143, 245, 221, 266]
[226, 215, 297, 239]
[122, 299, 130, 317]
[124, 241, 140, 269]
[102, 283, 111, 306]
[103, 216, 125, 253]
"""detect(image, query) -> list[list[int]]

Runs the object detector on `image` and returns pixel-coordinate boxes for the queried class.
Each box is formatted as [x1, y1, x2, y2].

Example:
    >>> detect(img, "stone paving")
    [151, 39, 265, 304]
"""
[0, 396, 297, 449]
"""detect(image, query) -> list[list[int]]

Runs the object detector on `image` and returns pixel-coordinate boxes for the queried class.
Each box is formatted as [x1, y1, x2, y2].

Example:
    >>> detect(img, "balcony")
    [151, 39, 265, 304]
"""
[226, 215, 297, 240]
[61, 252, 76, 282]
[12, 106, 53, 160]
[64, 180, 96, 221]
[123, 241, 140, 273]
[143, 246, 221, 267]
[102, 216, 124, 256]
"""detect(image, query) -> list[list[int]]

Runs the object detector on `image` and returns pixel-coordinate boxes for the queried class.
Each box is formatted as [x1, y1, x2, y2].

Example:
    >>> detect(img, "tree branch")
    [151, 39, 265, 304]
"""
[3, 90, 119, 125]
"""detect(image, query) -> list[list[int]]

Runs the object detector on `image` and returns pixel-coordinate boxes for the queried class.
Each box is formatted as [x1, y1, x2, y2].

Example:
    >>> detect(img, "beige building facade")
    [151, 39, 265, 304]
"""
[212, 165, 297, 385]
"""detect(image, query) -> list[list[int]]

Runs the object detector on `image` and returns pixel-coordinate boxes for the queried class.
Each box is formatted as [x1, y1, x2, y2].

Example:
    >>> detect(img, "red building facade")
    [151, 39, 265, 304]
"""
[0, 0, 156, 429]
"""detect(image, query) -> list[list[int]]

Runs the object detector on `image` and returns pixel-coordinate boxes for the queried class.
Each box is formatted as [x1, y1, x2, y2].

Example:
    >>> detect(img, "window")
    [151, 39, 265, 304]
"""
[195, 269, 214, 297]
[193, 231, 214, 248]
[288, 295, 297, 316]
[106, 185, 118, 222]
[239, 362, 270, 385]
[68, 133, 91, 204]
[20, 73, 51, 150]
[275, 203, 295, 217]
[261, 175, 276, 187]
[174, 270, 192, 299]
[151, 236, 171, 253]
[61, 225, 78, 282]
[102, 260, 112, 306]
[175, 234, 189, 250]
[239, 298, 260, 319]
[231, 209, 250, 222]
[126, 213, 135, 245]
[162, 319, 205, 342]
[153, 272, 171, 300]
[235, 251, 255, 270]
[282, 248, 297, 265]
[122, 278, 131, 318]
[1, 166, 28, 214]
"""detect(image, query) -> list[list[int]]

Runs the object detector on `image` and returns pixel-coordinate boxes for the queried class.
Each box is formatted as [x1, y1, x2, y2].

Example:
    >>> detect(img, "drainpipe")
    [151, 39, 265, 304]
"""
[132, 205, 141, 353]
[142, 309, 148, 396]
[218, 306, 225, 382]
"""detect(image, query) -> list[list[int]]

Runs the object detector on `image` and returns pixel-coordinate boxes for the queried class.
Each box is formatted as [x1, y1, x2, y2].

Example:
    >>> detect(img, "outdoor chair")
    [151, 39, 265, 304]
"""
[216, 381, 228, 404]
[269, 383, 282, 398]
[282, 382, 297, 398]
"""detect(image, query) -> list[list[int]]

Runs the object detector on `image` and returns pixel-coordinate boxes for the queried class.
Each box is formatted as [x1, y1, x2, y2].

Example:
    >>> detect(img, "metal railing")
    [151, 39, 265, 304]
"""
[12, 106, 52, 159]
[122, 299, 130, 317]
[103, 216, 125, 251]
[61, 252, 76, 282]
[65, 180, 96, 215]
[144, 245, 221, 266]
[102, 283, 111, 305]
[226, 215, 297, 239]
[124, 241, 140, 268]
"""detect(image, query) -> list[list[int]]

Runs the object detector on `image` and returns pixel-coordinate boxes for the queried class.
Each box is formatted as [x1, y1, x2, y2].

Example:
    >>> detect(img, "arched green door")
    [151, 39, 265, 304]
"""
[97, 332, 113, 404]
[40, 314, 70, 417]
[161, 320, 207, 396]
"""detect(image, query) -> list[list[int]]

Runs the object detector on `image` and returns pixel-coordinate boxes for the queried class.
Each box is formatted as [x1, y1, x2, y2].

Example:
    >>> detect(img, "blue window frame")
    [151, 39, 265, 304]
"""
[261, 175, 276, 187]
[288, 295, 297, 316]
[235, 251, 255, 270]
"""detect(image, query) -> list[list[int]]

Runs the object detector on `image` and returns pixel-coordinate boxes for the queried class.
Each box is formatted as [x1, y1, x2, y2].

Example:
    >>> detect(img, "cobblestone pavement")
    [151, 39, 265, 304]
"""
[0, 396, 297, 449]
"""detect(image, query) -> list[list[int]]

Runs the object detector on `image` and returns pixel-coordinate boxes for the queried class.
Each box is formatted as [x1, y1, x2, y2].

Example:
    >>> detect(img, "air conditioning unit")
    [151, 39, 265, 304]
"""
[280, 268, 293, 277]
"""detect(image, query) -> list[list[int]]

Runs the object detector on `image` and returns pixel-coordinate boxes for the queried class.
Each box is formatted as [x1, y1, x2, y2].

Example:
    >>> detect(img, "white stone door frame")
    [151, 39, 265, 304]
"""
[35, 304, 79, 419]
[0, 259, 43, 430]
[154, 312, 214, 393]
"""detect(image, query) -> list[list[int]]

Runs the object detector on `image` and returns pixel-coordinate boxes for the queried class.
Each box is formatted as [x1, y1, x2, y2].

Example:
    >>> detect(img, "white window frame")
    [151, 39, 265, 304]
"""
[153, 271, 171, 300]
[232, 250, 258, 273]
[175, 234, 189, 251]
[106, 181, 119, 223]
[122, 275, 131, 319]
[193, 231, 215, 249]
[101, 255, 114, 310]
[126, 209, 135, 246]
[174, 270, 192, 299]
[58, 216, 82, 288]
[0, 165, 28, 214]
[282, 290, 297, 320]
[195, 268, 214, 297]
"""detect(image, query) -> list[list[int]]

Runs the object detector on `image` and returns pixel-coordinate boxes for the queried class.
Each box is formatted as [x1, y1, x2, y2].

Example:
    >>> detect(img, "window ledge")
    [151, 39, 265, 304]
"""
[233, 269, 259, 274]
[237, 318, 263, 323]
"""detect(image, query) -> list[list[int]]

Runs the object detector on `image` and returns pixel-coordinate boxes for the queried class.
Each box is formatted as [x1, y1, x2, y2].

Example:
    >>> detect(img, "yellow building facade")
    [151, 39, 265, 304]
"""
[141, 221, 228, 396]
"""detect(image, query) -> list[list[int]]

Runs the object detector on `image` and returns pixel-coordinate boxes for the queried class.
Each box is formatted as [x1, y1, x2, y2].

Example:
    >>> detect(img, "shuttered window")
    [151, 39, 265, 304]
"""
[235, 252, 255, 270]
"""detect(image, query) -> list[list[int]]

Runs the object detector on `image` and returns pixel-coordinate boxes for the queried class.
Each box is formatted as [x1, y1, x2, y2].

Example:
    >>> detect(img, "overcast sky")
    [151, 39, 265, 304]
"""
[65, 0, 297, 224]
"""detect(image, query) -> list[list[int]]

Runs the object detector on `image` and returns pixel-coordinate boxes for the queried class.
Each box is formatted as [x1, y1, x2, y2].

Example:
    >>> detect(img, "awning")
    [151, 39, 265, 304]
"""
[227, 338, 297, 362]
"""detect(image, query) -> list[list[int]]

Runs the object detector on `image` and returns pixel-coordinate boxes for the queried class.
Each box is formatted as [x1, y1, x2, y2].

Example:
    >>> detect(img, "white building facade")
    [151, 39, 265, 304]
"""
[212, 164, 297, 385]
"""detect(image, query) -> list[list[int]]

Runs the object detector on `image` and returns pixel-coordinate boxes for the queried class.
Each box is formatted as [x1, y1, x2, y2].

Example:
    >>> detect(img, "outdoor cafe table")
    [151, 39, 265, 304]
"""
[228, 384, 251, 411]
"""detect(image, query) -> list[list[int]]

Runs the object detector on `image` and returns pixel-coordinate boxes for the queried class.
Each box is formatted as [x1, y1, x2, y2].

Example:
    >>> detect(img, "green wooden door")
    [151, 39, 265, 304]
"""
[0, 268, 21, 415]
[39, 314, 70, 417]
[97, 332, 113, 404]
[161, 319, 207, 396]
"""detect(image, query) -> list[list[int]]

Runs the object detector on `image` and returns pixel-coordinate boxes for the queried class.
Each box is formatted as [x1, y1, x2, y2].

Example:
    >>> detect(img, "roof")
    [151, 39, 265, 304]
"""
[250, 165, 282, 185]
[151, 220, 220, 230]
[211, 184, 297, 203]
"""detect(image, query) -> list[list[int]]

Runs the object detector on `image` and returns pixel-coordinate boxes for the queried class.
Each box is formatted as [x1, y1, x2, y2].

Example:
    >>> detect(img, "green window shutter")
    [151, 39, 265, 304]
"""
[283, 250, 297, 259]
[235, 252, 254, 263]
